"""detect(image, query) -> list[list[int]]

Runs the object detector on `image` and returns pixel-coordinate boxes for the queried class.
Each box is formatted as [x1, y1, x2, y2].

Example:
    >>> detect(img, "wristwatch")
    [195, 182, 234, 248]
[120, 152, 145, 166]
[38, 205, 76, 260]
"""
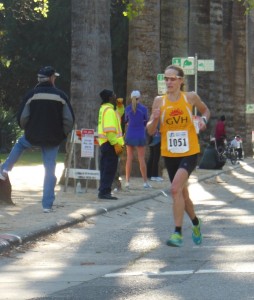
[202, 116, 208, 124]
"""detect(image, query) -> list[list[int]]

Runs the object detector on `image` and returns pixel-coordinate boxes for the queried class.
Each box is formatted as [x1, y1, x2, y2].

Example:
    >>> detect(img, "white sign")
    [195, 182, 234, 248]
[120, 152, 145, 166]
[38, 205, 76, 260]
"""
[68, 168, 100, 180]
[198, 59, 215, 71]
[172, 57, 215, 73]
[172, 57, 195, 75]
[81, 129, 94, 157]
[157, 74, 167, 95]
[246, 104, 254, 114]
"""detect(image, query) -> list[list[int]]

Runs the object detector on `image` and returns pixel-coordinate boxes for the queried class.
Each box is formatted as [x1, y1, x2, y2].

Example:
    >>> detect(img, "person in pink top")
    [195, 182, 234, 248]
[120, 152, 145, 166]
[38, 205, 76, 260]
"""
[215, 115, 226, 150]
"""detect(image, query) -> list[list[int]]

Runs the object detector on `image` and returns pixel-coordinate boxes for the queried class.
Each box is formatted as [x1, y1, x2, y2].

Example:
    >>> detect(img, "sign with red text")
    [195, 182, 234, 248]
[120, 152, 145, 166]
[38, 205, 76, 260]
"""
[81, 129, 94, 157]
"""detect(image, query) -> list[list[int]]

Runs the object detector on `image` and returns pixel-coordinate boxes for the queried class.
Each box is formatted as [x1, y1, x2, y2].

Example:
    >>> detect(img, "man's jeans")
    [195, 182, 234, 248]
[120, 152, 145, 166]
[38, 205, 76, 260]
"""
[1, 135, 59, 209]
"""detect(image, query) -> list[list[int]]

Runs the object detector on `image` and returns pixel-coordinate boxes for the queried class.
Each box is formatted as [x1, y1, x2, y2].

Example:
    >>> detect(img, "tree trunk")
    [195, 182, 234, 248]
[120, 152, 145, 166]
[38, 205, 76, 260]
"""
[246, 7, 254, 155]
[160, 0, 189, 71]
[231, 2, 247, 144]
[71, 0, 113, 130]
[124, 0, 161, 177]
[205, 0, 225, 141]
[62, 0, 113, 187]
[0, 175, 14, 205]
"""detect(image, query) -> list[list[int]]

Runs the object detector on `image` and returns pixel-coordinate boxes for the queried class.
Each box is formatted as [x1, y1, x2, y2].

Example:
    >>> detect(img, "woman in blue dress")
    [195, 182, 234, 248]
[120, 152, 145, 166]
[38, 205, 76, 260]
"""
[125, 90, 151, 188]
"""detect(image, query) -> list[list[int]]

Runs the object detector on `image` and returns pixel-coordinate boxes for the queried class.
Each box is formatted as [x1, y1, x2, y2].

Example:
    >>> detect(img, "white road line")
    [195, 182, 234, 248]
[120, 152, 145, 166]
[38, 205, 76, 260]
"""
[104, 268, 254, 278]
[193, 244, 254, 249]
[104, 270, 194, 277]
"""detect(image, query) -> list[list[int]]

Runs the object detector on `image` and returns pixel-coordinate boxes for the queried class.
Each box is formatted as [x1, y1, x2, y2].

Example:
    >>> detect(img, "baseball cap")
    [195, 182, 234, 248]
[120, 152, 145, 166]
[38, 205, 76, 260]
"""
[38, 66, 60, 78]
[131, 90, 141, 98]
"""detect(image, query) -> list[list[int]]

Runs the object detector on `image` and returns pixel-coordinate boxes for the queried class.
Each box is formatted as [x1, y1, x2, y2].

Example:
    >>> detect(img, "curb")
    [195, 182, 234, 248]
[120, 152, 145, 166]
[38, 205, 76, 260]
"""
[0, 190, 164, 254]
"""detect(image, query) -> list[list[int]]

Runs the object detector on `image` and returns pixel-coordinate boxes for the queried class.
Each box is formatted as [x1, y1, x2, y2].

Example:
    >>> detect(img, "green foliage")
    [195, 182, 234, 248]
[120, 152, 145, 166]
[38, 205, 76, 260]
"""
[33, 0, 49, 17]
[237, 0, 254, 13]
[0, 0, 71, 112]
[0, 0, 49, 20]
[0, 106, 22, 153]
[0, 149, 65, 165]
[111, 0, 145, 19]
[123, 0, 145, 19]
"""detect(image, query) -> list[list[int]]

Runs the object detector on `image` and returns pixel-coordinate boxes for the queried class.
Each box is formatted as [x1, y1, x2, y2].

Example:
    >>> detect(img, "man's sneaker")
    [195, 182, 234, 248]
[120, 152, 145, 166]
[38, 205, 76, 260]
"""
[0, 167, 8, 181]
[166, 232, 183, 247]
[192, 219, 203, 245]
[143, 182, 152, 188]
[151, 176, 164, 182]
[43, 208, 55, 213]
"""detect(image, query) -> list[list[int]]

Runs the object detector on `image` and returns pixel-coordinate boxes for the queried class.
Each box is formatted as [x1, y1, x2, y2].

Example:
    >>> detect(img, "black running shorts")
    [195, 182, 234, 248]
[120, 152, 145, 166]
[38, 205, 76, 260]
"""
[164, 154, 198, 183]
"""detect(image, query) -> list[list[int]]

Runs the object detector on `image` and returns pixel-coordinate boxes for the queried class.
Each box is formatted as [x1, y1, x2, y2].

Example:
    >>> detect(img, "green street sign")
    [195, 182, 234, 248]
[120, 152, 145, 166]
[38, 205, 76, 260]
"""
[246, 104, 254, 114]
[172, 57, 195, 75]
[172, 57, 215, 73]
[198, 59, 215, 71]
[157, 74, 164, 81]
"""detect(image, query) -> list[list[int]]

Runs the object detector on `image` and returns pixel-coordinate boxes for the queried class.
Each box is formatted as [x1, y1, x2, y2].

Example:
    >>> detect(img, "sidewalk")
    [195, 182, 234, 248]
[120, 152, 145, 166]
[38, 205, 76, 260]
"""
[0, 158, 253, 254]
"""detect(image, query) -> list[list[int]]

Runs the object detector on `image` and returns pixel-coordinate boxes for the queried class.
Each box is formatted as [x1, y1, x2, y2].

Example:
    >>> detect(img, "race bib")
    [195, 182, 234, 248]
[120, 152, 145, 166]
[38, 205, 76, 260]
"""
[167, 130, 189, 153]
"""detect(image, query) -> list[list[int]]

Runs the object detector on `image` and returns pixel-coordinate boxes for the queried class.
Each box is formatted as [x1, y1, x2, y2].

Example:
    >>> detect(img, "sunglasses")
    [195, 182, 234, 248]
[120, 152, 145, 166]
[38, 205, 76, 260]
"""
[164, 76, 183, 82]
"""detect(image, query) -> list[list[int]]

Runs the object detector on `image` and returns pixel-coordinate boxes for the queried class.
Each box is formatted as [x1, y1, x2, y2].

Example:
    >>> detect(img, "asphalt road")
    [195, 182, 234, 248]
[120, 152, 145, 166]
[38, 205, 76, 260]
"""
[1, 163, 254, 300]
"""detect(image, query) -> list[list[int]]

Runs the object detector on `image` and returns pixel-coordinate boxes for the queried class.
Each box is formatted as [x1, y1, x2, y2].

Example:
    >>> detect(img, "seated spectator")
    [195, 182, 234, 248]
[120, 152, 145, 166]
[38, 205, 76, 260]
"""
[199, 140, 226, 170]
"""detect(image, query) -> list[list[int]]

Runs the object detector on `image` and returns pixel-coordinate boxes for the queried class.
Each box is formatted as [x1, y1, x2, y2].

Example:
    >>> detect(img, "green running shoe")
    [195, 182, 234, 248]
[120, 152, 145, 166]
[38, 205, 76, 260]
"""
[166, 232, 183, 247]
[192, 219, 203, 245]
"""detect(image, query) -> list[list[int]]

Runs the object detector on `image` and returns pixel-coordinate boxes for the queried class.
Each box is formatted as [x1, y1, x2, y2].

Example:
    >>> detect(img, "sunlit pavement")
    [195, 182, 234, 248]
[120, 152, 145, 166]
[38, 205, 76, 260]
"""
[0, 158, 253, 254]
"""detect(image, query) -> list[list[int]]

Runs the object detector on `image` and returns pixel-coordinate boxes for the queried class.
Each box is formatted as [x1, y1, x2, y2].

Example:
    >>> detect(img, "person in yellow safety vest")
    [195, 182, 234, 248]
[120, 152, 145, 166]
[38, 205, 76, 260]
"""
[97, 89, 124, 200]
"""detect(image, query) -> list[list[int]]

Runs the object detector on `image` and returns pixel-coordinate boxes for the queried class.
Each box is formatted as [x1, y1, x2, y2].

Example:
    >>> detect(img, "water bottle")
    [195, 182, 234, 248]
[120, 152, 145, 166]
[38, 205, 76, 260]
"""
[76, 181, 82, 193]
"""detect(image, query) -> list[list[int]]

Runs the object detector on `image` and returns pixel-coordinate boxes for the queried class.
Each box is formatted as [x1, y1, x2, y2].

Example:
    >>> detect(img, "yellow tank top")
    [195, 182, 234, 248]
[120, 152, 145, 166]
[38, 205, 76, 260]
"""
[160, 92, 200, 157]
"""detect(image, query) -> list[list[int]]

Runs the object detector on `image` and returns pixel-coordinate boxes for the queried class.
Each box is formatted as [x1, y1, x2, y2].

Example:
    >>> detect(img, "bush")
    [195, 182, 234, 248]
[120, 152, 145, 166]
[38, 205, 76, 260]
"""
[0, 106, 22, 153]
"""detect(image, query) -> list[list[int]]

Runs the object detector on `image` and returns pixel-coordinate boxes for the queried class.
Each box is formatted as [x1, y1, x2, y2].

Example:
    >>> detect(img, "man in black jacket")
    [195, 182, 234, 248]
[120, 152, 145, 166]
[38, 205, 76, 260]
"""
[0, 66, 75, 212]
